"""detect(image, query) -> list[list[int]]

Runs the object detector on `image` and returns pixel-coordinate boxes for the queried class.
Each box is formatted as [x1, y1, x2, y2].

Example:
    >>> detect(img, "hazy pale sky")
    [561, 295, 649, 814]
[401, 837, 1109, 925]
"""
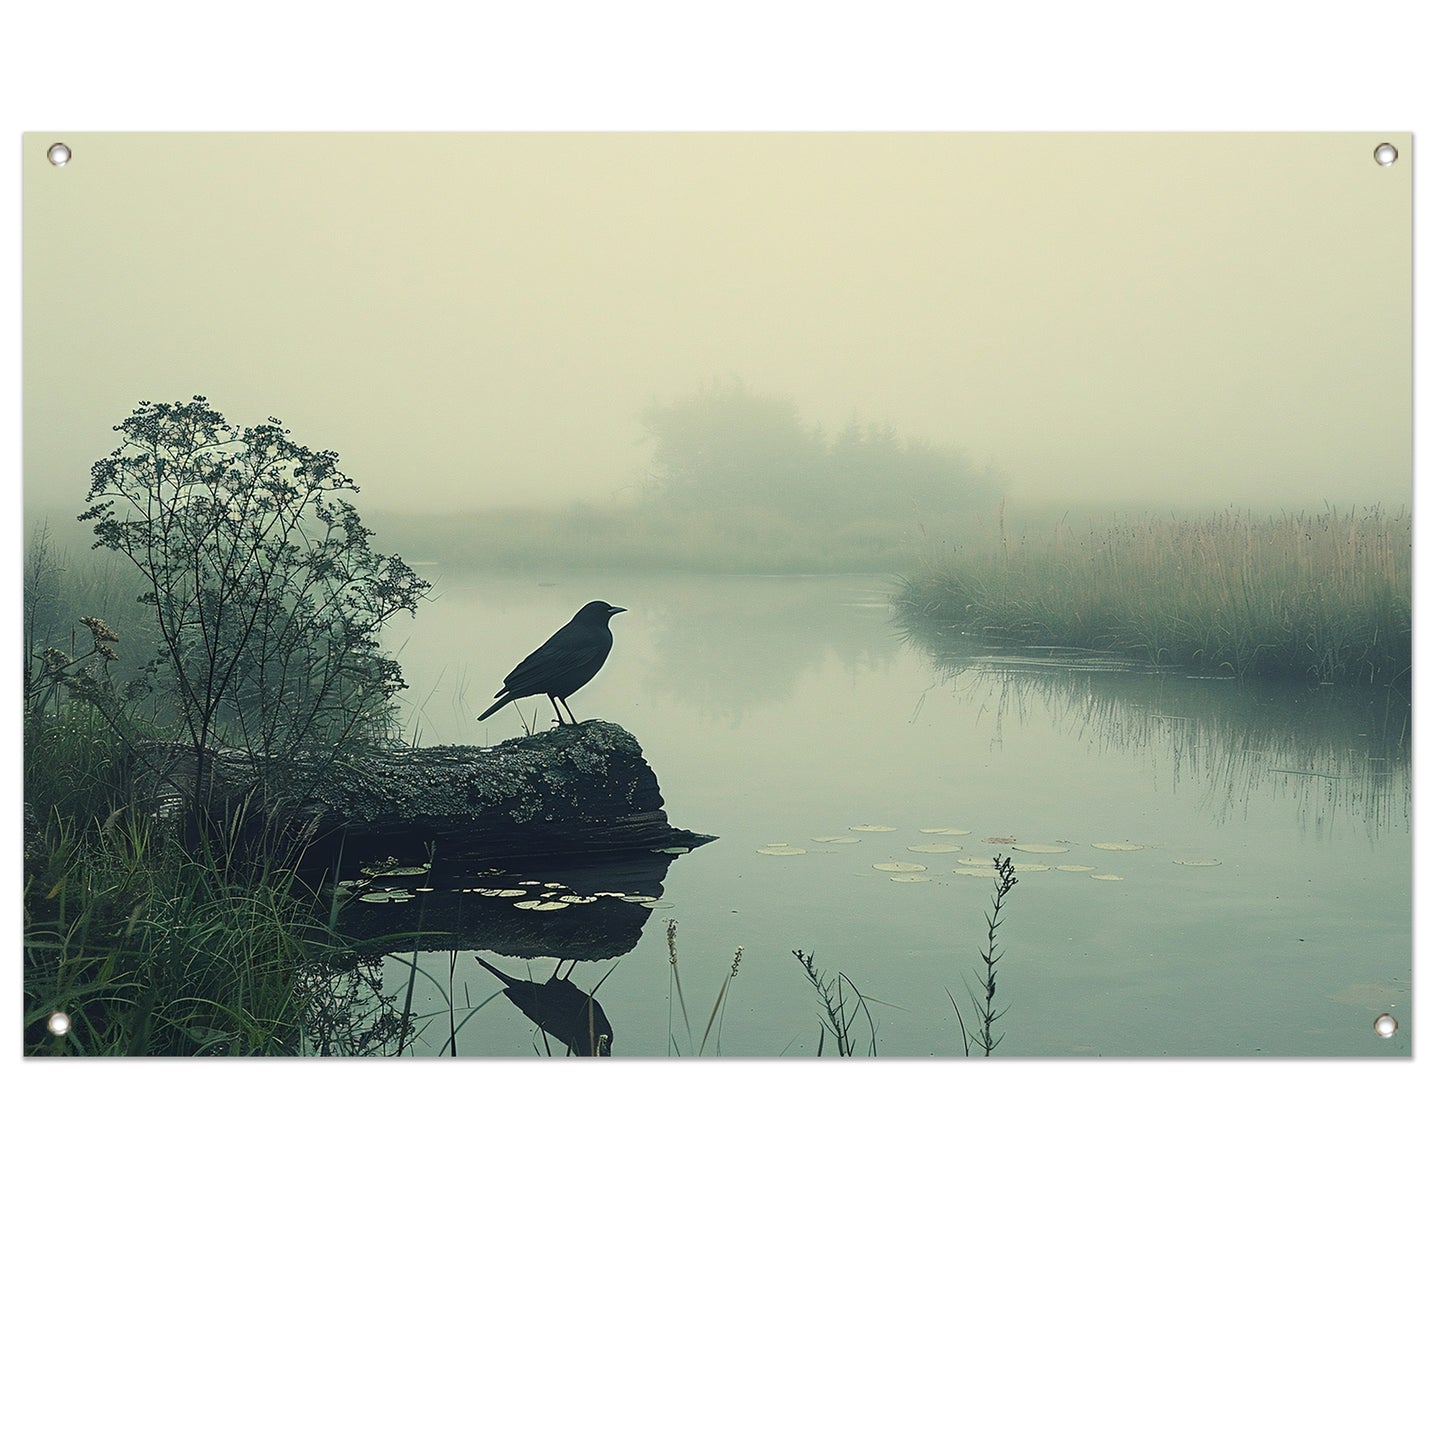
[24, 132, 1411, 517]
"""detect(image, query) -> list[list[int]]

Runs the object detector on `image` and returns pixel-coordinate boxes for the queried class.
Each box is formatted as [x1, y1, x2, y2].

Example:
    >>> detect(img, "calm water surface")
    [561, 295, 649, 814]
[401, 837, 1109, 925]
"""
[374, 570, 1410, 1057]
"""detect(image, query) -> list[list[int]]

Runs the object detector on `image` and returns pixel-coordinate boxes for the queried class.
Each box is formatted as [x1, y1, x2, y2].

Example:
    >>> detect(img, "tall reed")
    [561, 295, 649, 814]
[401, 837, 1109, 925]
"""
[665, 918, 744, 1056]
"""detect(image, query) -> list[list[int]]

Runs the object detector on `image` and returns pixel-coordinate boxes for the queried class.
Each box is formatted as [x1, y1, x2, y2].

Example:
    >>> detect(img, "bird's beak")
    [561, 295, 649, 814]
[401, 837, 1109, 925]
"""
[608, 606, 627, 615]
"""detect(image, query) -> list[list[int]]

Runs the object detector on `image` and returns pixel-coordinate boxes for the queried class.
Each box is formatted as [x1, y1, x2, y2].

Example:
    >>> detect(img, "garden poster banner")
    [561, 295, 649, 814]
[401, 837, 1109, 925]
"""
[22, 133, 1411, 1057]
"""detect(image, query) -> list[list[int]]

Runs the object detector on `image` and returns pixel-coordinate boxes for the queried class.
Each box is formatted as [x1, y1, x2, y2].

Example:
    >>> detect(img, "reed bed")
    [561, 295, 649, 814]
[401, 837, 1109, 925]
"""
[896, 507, 1410, 687]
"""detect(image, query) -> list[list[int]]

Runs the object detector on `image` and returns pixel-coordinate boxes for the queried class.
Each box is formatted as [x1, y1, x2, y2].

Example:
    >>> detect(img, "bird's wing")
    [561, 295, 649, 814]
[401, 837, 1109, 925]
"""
[501, 626, 611, 695]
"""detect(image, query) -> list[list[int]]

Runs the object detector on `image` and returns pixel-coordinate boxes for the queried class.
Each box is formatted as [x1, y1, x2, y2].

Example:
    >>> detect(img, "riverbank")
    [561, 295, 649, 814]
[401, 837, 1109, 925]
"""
[22, 705, 394, 1055]
[370, 501, 979, 575]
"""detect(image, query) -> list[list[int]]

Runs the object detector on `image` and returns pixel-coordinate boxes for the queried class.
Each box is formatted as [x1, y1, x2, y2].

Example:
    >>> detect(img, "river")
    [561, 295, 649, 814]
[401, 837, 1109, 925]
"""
[370, 569, 1411, 1058]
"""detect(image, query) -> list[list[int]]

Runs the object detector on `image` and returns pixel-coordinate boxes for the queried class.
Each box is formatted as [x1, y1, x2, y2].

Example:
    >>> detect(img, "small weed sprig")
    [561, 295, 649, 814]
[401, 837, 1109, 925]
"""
[793, 949, 878, 1057]
[948, 854, 1018, 1057]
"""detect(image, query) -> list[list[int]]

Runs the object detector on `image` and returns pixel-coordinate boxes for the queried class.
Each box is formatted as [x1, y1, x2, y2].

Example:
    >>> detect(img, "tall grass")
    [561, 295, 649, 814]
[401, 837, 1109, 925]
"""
[897, 506, 1410, 687]
[23, 702, 409, 1056]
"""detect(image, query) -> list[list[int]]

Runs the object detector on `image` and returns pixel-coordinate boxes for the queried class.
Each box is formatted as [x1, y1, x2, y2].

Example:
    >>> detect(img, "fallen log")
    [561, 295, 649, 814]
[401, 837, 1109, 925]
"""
[138, 720, 715, 871]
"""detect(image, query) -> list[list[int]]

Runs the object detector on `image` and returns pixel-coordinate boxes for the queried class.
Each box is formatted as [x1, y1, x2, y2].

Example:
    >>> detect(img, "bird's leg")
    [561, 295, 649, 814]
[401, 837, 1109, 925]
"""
[549, 695, 567, 726]
[561, 697, 579, 726]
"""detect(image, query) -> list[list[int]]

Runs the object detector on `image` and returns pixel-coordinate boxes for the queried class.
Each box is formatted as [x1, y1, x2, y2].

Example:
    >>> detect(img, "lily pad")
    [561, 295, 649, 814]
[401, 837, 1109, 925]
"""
[640, 900, 673, 909]
[1090, 873, 1124, 882]
[1174, 858, 1222, 867]
[908, 843, 961, 854]
[919, 827, 972, 835]
[953, 867, 997, 878]
[873, 861, 927, 873]
[811, 836, 861, 844]
[1092, 842, 1144, 851]
[757, 846, 807, 856]
[514, 899, 570, 911]
[1014, 843, 1070, 854]
[1055, 865, 1096, 872]
[889, 874, 930, 883]
[849, 824, 897, 833]
[358, 892, 410, 903]
[1014, 864, 1052, 872]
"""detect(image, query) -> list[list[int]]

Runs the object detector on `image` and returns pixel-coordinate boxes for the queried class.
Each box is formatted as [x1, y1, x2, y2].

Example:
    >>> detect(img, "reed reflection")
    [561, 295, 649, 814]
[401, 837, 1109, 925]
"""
[897, 610, 1410, 837]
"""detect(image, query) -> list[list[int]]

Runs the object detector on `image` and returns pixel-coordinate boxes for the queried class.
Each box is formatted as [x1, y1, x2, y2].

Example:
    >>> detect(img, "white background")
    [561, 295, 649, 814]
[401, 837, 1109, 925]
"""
[2, 5, 1436, 1440]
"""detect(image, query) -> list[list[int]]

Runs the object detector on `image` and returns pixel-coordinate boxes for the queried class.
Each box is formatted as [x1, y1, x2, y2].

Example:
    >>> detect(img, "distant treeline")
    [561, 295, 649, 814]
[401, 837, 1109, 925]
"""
[375, 379, 999, 573]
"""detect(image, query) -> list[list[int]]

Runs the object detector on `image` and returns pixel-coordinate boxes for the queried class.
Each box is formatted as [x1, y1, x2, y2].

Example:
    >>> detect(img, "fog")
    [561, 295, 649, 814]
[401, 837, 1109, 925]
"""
[24, 132, 1409, 523]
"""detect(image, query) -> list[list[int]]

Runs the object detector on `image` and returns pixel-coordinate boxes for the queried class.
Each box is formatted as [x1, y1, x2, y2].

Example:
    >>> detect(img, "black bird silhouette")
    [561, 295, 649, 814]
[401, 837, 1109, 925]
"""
[477, 600, 626, 726]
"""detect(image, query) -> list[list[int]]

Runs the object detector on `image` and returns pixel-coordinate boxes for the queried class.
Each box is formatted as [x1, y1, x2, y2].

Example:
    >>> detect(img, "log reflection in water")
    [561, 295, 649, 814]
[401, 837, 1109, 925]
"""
[340, 846, 689, 962]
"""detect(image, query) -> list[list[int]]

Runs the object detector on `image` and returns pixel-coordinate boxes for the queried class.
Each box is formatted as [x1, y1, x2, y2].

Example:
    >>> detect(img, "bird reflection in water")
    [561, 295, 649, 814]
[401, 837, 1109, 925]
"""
[475, 956, 615, 1056]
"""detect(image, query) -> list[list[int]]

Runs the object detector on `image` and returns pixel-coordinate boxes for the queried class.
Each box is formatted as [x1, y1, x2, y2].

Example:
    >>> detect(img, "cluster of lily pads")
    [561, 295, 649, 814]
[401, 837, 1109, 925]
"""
[336, 863, 431, 905]
[467, 875, 672, 911]
[756, 825, 1221, 883]
[336, 863, 671, 911]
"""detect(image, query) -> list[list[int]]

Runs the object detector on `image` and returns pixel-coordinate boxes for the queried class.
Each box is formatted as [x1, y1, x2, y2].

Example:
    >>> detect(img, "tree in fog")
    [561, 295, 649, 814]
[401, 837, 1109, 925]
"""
[640, 379, 993, 522]
[81, 397, 429, 810]
[640, 378, 822, 514]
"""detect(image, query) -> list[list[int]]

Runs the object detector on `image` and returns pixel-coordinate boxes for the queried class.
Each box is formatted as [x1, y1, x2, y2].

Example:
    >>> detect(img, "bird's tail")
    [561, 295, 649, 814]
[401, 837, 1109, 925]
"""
[476, 694, 511, 722]
[475, 955, 515, 986]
